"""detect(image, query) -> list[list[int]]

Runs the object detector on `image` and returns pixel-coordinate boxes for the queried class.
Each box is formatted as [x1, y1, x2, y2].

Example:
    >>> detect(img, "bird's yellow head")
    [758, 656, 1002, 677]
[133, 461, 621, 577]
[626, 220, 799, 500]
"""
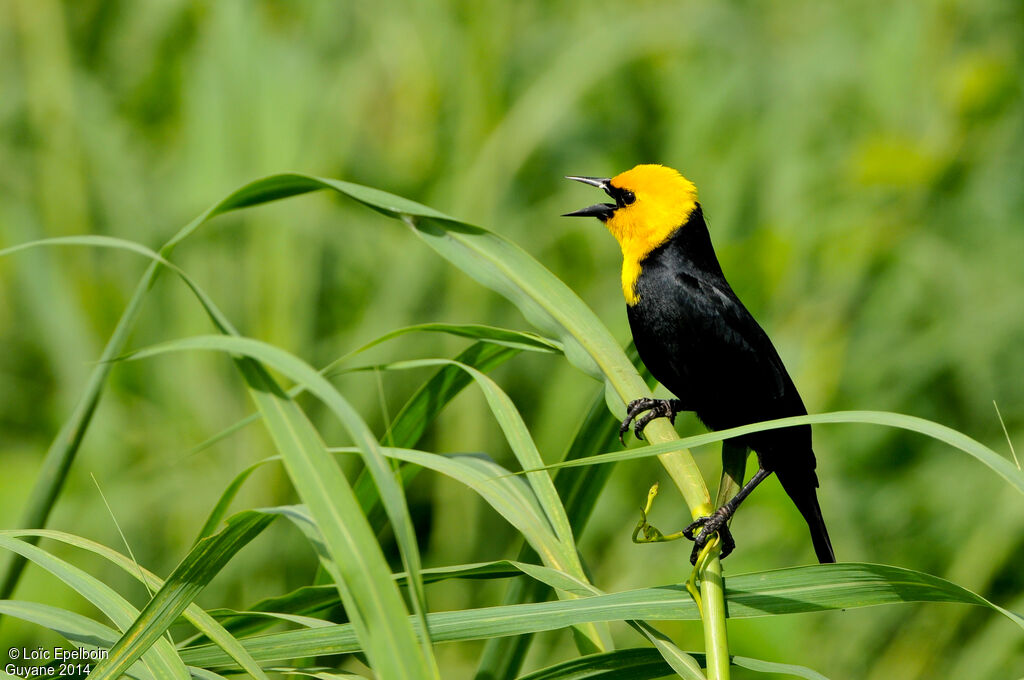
[564, 164, 699, 304]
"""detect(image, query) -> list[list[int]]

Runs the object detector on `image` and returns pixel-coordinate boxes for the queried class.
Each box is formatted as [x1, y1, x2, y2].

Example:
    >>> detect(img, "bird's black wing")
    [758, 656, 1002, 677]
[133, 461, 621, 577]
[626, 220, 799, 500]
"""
[675, 271, 808, 436]
[690, 274, 832, 561]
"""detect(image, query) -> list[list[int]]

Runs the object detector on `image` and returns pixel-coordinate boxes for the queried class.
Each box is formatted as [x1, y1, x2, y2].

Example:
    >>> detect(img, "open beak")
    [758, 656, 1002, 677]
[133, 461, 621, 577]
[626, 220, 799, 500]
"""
[562, 175, 616, 221]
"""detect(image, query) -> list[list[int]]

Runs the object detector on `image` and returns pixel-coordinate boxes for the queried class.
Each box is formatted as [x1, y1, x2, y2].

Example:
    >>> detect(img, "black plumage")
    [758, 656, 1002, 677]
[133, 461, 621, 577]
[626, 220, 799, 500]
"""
[626, 205, 835, 563]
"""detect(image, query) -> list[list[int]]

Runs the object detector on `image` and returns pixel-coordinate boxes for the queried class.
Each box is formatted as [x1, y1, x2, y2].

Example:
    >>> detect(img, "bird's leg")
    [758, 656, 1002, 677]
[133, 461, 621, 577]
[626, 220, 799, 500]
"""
[716, 440, 751, 509]
[683, 466, 772, 564]
[619, 398, 687, 443]
[632, 483, 689, 544]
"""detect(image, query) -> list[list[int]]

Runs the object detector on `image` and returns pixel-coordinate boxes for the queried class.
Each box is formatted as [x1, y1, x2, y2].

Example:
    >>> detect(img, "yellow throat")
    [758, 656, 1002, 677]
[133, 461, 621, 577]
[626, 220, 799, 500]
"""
[605, 164, 699, 305]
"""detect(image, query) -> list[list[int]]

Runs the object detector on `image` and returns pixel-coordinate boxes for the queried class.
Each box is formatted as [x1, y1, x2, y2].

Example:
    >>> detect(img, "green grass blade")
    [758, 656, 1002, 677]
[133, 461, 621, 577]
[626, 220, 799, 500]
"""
[3, 529, 270, 680]
[127, 337, 583, 575]
[275, 670, 366, 680]
[0, 263, 158, 601]
[353, 359, 579, 561]
[516, 648, 683, 679]
[200, 560, 527, 641]
[7, 523, 331, 671]
[0, 600, 120, 652]
[0, 233, 245, 603]
[344, 356, 609, 653]
[0, 233, 238, 603]
[633, 624, 706, 680]
[185, 667, 231, 680]
[352, 342, 521, 530]
[193, 460, 275, 543]
[199, 556, 707, 678]
[167, 232, 435, 673]
[376, 344, 524, 448]
[476, 383, 632, 680]
[551, 385, 631, 543]
[724, 562, 1024, 625]
[406, 561, 583, 589]
[521, 411, 1024, 494]
[160, 174, 328, 253]
[344, 322, 561, 356]
[474, 345, 652, 677]
[177, 345, 521, 613]
[0, 535, 187, 680]
[204, 609, 335, 630]
[338, 447, 559, 564]
[514, 648, 830, 680]
[497, 564, 702, 678]
[236, 361, 435, 678]
[0, 235, 177, 265]
[191, 558, 707, 676]
[123, 336, 436, 677]
[201, 557, 648, 637]
[205, 555, 656, 640]
[88, 511, 275, 680]
[190, 327, 534, 461]
[178, 562, 1022, 666]
[182, 339, 531, 600]
[371, 444, 693, 670]
[0, 601, 159, 680]
[731, 656, 831, 680]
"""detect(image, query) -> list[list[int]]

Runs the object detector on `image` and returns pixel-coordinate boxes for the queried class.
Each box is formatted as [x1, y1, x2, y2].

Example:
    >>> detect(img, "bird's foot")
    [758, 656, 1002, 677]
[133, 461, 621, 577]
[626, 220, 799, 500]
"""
[619, 398, 682, 443]
[683, 507, 736, 564]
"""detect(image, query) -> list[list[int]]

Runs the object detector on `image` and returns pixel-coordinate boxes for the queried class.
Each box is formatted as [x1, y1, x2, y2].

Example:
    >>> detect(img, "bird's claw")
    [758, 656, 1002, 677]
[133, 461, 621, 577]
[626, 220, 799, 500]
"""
[683, 507, 735, 564]
[619, 398, 679, 444]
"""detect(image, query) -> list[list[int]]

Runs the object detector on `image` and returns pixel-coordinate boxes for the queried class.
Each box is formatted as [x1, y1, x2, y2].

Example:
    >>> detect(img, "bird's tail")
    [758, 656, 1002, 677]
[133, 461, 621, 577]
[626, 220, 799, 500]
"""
[777, 470, 835, 564]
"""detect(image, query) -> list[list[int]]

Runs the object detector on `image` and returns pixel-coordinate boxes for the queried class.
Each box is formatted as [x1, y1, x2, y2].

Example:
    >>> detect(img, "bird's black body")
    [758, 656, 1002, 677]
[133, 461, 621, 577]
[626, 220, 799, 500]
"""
[627, 205, 835, 563]
[564, 166, 835, 563]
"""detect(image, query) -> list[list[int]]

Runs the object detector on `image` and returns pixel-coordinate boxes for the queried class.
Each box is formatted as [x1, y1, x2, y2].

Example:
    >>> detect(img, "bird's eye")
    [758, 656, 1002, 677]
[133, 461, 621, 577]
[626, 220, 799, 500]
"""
[622, 190, 636, 205]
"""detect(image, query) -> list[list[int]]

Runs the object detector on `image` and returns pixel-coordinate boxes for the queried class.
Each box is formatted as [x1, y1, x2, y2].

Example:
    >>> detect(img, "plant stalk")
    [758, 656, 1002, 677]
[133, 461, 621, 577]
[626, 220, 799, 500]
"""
[626, 417, 728, 679]
[700, 556, 729, 680]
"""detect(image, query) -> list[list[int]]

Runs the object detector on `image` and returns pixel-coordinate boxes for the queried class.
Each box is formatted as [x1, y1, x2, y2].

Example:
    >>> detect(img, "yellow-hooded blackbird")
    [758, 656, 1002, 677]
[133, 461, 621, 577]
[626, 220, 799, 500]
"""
[564, 164, 835, 564]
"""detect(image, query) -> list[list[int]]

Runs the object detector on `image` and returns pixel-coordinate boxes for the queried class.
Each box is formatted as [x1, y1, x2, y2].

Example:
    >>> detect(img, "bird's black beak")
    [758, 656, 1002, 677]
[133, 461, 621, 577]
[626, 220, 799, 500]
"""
[563, 175, 616, 221]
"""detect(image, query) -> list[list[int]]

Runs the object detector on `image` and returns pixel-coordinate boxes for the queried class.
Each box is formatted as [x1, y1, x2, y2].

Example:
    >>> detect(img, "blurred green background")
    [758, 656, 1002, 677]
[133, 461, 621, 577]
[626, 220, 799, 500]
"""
[1, 0, 1022, 677]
